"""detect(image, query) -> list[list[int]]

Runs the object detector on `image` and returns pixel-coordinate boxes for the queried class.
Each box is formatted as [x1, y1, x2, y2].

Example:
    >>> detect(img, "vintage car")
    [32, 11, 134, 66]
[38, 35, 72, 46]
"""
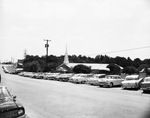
[55, 73, 74, 82]
[68, 74, 81, 83]
[43, 73, 59, 80]
[73, 74, 94, 84]
[86, 74, 106, 86]
[2, 66, 9, 73]
[99, 75, 124, 87]
[141, 76, 150, 93]
[121, 75, 143, 90]
[0, 86, 27, 118]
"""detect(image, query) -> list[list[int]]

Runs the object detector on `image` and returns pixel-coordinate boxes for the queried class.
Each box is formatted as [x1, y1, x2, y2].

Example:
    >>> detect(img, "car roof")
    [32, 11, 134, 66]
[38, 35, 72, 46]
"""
[126, 75, 139, 78]
[106, 75, 120, 77]
[145, 76, 150, 79]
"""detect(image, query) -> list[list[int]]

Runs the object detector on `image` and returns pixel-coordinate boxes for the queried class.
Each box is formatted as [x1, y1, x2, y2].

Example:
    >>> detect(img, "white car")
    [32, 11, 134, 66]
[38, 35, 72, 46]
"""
[99, 75, 124, 87]
[73, 74, 93, 84]
[68, 74, 81, 83]
[56, 73, 74, 82]
[86, 74, 106, 86]
[44, 73, 60, 80]
[121, 75, 143, 90]
[140, 76, 150, 93]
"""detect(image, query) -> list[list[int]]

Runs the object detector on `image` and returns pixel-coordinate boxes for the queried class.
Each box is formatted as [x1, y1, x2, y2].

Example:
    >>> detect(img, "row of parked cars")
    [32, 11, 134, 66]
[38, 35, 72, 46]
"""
[18, 72, 150, 93]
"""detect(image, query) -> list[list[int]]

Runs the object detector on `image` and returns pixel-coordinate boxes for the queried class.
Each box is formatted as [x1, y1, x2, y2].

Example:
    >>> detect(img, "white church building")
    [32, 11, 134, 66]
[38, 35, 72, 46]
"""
[56, 48, 112, 74]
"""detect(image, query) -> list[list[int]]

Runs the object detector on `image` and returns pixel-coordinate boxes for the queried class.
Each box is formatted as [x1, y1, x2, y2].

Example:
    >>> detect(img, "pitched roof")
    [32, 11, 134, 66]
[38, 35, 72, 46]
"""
[66, 63, 110, 71]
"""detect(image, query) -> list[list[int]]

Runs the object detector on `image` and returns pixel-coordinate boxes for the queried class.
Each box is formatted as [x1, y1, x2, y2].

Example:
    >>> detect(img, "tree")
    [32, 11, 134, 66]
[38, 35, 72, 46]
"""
[133, 58, 141, 68]
[122, 66, 137, 75]
[137, 64, 149, 72]
[24, 61, 41, 72]
[137, 64, 150, 75]
[107, 63, 121, 75]
[73, 64, 91, 74]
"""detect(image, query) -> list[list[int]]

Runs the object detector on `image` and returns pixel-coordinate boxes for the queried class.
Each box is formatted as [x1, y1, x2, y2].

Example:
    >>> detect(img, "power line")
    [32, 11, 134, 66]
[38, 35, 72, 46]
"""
[87, 46, 150, 56]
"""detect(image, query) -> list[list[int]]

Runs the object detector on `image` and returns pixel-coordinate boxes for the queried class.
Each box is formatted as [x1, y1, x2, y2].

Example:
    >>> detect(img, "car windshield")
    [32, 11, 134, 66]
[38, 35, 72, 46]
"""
[94, 75, 105, 78]
[79, 74, 86, 77]
[106, 76, 118, 79]
[144, 78, 150, 81]
[73, 74, 80, 77]
[125, 77, 139, 80]
[0, 87, 10, 99]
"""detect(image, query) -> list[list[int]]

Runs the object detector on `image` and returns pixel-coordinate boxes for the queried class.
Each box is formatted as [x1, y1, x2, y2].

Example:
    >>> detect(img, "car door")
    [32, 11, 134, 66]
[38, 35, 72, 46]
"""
[116, 76, 122, 85]
[113, 76, 119, 85]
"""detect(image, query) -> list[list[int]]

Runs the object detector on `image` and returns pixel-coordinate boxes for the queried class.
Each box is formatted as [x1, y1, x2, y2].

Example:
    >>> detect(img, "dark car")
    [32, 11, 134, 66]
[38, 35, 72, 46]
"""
[0, 86, 27, 118]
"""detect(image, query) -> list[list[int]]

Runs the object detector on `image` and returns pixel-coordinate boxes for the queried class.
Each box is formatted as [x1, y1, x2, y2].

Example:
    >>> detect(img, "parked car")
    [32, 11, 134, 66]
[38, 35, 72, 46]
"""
[73, 74, 94, 84]
[43, 73, 54, 80]
[141, 76, 150, 93]
[121, 75, 143, 90]
[2, 66, 9, 73]
[56, 73, 74, 82]
[15, 68, 23, 74]
[86, 74, 106, 86]
[34, 73, 45, 79]
[0, 86, 27, 118]
[99, 75, 123, 87]
[68, 74, 81, 83]
[47, 73, 60, 80]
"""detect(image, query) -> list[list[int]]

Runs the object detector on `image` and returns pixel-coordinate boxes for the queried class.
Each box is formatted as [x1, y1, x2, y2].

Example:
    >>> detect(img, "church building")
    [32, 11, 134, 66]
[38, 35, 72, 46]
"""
[56, 48, 111, 74]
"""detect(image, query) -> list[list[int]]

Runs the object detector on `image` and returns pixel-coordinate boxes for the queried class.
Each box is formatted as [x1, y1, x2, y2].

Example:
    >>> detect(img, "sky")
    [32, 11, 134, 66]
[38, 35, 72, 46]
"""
[0, 0, 150, 62]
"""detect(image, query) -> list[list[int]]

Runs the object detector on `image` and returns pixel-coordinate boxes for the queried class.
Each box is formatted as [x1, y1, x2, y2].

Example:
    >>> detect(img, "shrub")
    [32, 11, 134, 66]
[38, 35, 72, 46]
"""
[73, 64, 91, 73]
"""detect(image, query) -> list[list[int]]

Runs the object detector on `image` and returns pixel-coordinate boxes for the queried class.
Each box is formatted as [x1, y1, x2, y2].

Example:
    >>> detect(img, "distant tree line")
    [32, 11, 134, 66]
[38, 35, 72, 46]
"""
[23, 54, 150, 75]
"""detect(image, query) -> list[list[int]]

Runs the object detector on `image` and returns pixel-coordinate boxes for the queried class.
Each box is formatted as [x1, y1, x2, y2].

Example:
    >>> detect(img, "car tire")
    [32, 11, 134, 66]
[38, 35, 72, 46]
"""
[81, 81, 85, 84]
[143, 90, 147, 93]
[121, 84, 125, 89]
[136, 84, 140, 90]
[109, 83, 113, 88]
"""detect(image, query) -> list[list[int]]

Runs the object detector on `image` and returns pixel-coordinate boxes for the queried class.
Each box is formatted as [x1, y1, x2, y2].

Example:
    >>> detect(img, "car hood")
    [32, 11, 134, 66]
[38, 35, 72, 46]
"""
[141, 81, 150, 84]
[122, 80, 139, 84]
[0, 98, 20, 111]
[99, 79, 113, 82]
[89, 78, 98, 81]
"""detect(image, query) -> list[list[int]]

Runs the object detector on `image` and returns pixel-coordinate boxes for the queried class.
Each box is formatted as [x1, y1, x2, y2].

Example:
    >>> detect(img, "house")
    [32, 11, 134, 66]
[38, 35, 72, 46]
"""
[15, 59, 24, 68]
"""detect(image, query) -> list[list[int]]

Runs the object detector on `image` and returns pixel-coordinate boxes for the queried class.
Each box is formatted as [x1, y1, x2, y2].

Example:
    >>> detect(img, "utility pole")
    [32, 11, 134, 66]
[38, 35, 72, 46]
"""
[43, 39, 51, 71]
[44, 39, 51, 57]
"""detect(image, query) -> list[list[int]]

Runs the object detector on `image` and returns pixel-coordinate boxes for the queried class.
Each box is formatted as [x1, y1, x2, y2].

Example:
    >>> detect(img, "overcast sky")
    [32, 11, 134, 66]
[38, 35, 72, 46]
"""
[0, 0, 150, 62]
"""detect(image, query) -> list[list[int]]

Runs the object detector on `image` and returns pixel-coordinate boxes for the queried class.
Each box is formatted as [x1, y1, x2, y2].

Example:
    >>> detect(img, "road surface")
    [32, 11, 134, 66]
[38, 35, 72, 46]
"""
[0, 65, 150, 118]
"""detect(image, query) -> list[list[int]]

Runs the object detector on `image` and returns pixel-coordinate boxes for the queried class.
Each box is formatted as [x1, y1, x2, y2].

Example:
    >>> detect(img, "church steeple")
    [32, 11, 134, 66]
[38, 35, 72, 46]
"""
[63, 45, 69, 64]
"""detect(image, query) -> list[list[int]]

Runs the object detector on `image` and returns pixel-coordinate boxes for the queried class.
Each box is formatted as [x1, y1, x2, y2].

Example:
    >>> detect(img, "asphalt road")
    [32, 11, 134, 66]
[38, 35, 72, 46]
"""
[0, 66, 150, 118]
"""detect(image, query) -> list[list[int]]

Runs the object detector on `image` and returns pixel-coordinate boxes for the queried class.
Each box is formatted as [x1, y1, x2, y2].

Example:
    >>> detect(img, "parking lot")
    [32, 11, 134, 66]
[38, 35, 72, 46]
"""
[0, 65, 150, 118]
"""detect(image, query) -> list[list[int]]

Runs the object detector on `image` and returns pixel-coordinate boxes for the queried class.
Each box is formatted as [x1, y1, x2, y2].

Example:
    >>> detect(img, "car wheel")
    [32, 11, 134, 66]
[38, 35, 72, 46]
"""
[109, 83, 113, 88]
[121, 84, 125, 89]
[81, 81, 85, 84]
[136, 84, 140, 90]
